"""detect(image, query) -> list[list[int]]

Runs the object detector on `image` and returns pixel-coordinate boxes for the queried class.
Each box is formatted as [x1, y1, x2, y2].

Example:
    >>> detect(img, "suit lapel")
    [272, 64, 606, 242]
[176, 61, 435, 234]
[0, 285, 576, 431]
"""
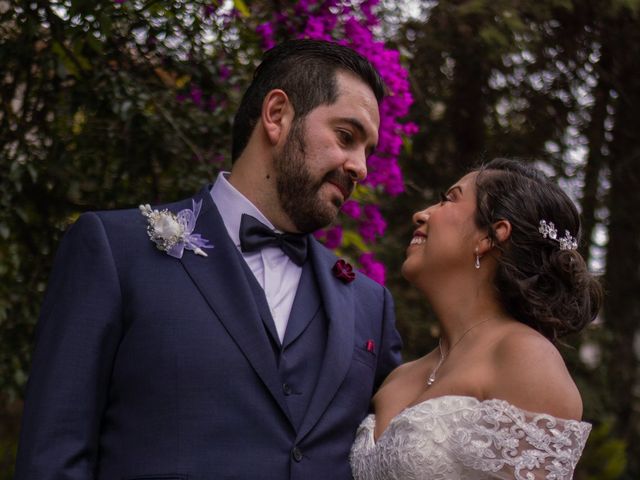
[178, 186, 294, 427]
[240, 260, 282, 350]
[297, 238, 355, 441]
[281, 261, 320, 349]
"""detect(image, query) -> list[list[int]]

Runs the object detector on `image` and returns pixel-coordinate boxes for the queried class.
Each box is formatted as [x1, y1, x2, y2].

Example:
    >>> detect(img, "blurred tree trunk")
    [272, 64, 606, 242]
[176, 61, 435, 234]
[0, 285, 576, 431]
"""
[603, 9, 640, 475]
[448, 24, 489, 168]
[579, 51, 610, 263]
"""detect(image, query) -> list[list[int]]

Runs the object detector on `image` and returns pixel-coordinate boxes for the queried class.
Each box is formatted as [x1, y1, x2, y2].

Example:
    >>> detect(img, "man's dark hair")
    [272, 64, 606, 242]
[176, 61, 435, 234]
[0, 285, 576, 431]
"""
[231, 39, 386, 161]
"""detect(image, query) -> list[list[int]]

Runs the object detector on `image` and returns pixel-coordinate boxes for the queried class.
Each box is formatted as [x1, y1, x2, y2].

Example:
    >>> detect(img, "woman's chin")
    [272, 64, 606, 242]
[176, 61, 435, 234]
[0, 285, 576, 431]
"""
[400, 258, 417, 284]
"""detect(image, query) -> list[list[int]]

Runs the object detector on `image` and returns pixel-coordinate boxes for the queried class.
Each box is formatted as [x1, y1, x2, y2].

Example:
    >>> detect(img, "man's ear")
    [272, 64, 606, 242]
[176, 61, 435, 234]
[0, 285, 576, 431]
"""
[261, 89, 293, 146]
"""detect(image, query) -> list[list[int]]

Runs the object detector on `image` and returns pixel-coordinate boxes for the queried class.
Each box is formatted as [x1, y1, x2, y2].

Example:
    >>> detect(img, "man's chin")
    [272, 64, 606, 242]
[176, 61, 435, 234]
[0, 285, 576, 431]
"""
[324, 199, 343, 220]
[320, 182, 350, 206]
[291, 207, 338, 233]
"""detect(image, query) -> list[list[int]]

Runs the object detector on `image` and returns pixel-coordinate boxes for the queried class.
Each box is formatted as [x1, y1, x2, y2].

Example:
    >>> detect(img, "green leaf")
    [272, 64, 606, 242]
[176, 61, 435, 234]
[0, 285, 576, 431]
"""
[51, 40, 91, 77]
[51, 41, 79, 77]
[457, 0, 487, 16]
[85, 34, 104, 55]
[233, 0, 250, 17]
[342, 231, 368, 252]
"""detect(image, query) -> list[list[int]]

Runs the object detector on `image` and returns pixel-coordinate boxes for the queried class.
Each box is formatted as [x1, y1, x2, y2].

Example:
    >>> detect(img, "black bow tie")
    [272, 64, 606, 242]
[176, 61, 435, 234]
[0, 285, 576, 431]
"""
[239, 214, 308, 266]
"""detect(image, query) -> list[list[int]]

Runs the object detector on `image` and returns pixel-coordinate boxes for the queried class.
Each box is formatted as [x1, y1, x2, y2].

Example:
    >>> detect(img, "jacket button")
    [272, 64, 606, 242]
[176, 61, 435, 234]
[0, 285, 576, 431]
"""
[283, 383, 292, 395]
[292, 447, 303, 462]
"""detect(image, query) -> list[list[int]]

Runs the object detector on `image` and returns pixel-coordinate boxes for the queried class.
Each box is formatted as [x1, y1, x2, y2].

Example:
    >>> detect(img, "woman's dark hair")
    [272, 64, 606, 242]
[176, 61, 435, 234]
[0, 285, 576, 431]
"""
[474, 158, 603, 342]
[231, 39, 386, 161]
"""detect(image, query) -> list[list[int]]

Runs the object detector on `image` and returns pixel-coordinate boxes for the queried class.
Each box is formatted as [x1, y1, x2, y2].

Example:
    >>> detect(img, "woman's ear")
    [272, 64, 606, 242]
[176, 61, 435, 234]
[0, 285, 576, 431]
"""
[477, 220, 511, 256]
[261, 89, 293, 146]
[492, 219, 512, 244]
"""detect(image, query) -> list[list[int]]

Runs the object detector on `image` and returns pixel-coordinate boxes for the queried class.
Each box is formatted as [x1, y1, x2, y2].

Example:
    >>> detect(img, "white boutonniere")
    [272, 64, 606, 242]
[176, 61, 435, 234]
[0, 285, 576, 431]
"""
[139, 199, 213, 258]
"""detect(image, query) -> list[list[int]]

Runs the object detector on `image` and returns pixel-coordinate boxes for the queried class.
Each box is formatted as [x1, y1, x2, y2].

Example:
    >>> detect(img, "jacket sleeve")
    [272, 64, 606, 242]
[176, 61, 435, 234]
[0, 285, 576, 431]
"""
[374, 286, 402, 391]
[14, 212, 123, 479]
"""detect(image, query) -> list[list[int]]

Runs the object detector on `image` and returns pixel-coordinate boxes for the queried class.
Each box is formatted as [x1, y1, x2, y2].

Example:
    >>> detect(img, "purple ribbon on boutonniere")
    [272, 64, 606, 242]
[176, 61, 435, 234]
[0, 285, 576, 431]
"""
[140, 199, 214, 259]
[332, 259, 356, 284]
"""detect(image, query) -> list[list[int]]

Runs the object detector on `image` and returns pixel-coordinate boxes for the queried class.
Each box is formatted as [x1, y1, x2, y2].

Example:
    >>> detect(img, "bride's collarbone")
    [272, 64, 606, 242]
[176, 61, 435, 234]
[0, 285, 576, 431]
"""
[375, 355, 487, 421]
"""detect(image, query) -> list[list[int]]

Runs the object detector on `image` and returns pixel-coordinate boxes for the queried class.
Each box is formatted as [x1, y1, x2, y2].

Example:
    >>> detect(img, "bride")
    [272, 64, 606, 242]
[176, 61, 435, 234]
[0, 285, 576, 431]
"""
[350, 158, 603, 479]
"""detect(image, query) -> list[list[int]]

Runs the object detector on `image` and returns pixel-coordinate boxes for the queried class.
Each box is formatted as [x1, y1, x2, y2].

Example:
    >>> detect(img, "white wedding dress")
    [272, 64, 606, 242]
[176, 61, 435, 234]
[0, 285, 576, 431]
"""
[350, 395, 591, 480]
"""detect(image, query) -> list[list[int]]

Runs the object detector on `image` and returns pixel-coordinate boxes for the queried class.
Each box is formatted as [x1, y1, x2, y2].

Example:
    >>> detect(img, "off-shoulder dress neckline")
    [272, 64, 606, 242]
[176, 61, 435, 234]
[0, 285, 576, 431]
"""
[371, 394, 588, 445]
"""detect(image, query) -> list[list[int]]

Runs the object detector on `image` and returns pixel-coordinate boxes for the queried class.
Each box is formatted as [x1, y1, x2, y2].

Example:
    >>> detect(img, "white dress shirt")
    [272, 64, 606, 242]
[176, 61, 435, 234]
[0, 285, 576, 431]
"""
[210, 172, 303, 343]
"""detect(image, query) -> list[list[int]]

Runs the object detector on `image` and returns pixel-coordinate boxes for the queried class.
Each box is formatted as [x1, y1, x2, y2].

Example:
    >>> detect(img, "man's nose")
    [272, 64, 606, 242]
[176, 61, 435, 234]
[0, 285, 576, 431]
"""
[344, 150, 368, 183]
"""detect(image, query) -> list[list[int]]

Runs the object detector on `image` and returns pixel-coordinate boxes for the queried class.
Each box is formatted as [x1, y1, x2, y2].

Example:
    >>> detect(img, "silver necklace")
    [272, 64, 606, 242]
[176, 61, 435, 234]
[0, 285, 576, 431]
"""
[426, 318, 492, 387]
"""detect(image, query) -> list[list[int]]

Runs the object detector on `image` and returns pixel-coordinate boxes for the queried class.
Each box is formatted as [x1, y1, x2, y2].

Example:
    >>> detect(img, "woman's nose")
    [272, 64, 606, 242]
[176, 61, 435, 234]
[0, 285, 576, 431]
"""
[412, 208, 430, 226]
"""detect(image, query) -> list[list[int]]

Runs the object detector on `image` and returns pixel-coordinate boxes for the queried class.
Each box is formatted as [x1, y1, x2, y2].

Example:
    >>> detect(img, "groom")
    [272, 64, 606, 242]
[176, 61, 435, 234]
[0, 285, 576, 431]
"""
[14, 39, 402, 479]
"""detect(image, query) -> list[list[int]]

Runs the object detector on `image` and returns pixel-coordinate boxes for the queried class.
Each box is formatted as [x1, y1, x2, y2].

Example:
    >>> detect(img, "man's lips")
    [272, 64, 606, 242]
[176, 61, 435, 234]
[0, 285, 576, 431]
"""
[328, 180, 351, 200]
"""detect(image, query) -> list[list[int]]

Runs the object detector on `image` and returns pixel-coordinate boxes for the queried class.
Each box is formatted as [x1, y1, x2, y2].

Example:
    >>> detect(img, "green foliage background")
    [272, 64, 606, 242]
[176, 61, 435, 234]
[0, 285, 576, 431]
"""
[2, 0, 640, 478]
[1, 1, 254, 476]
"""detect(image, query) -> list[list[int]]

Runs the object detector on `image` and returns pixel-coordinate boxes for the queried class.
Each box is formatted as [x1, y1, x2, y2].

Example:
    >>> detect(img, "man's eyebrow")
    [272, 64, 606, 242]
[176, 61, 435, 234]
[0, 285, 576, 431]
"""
[340, 117, 366, 135]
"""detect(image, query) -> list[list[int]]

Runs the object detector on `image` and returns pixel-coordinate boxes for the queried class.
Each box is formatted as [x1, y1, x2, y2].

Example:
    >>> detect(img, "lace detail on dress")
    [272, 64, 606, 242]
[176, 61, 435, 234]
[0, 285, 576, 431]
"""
[350, 395, 591, 480]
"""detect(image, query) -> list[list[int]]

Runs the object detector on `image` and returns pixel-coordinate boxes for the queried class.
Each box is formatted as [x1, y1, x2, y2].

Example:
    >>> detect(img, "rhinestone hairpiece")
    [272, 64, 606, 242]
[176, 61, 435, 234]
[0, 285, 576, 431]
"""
[538, 220, 578, 251]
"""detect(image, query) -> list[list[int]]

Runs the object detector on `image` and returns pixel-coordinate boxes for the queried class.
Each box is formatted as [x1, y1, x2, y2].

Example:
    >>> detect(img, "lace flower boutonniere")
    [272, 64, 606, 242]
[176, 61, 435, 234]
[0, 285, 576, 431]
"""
[139, 199, 213, 259]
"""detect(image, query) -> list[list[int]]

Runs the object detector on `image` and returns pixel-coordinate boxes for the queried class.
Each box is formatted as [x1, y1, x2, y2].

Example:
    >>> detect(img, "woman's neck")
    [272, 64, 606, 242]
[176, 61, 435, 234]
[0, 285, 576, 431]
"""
[421, 273, 507, 347]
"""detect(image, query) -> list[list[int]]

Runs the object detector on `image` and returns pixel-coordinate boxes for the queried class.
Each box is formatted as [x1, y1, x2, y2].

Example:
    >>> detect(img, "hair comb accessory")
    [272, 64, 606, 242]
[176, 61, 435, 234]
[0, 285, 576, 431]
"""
[538, 220, 578, 251]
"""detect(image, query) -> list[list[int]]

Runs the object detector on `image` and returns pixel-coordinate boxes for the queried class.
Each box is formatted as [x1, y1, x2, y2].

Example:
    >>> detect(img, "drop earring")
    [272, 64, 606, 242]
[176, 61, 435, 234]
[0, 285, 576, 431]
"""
[474, 248, 481, 269]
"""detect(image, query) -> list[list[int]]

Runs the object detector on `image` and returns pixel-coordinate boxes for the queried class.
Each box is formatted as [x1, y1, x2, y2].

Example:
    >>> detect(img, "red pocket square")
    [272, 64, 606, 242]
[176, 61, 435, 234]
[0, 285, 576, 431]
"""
[365, 340, 375, 353]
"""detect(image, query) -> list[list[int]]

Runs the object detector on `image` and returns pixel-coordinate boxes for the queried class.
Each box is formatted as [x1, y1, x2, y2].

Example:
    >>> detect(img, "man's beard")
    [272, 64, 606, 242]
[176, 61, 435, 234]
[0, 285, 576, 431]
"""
[275, 118, 354, 233]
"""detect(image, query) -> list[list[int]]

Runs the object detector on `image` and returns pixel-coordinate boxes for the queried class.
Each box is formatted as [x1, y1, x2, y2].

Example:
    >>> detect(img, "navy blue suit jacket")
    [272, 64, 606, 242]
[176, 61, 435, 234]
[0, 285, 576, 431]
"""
[15, 186, 402, 479]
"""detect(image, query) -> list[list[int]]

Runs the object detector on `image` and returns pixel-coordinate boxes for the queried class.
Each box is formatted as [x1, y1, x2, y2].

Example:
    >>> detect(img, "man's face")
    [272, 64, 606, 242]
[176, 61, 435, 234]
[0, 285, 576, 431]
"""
[274, 71, 380, 233]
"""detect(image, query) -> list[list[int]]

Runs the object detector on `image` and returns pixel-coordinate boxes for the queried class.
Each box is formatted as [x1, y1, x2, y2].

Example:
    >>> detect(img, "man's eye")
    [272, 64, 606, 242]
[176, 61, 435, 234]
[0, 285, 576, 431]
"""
[338, 130, 353, 144]
[439, 192, 451, 204]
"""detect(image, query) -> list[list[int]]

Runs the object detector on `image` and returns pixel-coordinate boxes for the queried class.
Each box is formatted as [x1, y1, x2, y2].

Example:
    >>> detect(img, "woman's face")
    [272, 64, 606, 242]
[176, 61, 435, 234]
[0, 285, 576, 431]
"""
[401, 172, 483, 285]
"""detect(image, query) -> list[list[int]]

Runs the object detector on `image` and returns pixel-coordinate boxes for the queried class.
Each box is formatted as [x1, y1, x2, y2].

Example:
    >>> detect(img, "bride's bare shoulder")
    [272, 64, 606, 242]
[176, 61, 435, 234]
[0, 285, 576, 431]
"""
[380, 356, 426, 385]
[486, 324, 583, 420]
[376, 349, 440, 397]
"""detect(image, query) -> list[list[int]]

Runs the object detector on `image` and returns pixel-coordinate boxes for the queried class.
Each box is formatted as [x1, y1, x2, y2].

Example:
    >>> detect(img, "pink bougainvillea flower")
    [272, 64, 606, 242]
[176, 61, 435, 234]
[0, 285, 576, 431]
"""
[359, 252, 385, 285]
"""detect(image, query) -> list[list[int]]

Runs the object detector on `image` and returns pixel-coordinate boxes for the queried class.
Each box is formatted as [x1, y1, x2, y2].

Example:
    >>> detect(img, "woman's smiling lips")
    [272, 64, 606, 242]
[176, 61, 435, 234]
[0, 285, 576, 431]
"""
[409, 229, 428, 247]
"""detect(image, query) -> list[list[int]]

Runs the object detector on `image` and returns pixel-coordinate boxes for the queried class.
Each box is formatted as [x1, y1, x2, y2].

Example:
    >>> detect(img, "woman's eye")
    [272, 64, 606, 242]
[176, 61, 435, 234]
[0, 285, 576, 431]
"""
[439, 192, 450, 204]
